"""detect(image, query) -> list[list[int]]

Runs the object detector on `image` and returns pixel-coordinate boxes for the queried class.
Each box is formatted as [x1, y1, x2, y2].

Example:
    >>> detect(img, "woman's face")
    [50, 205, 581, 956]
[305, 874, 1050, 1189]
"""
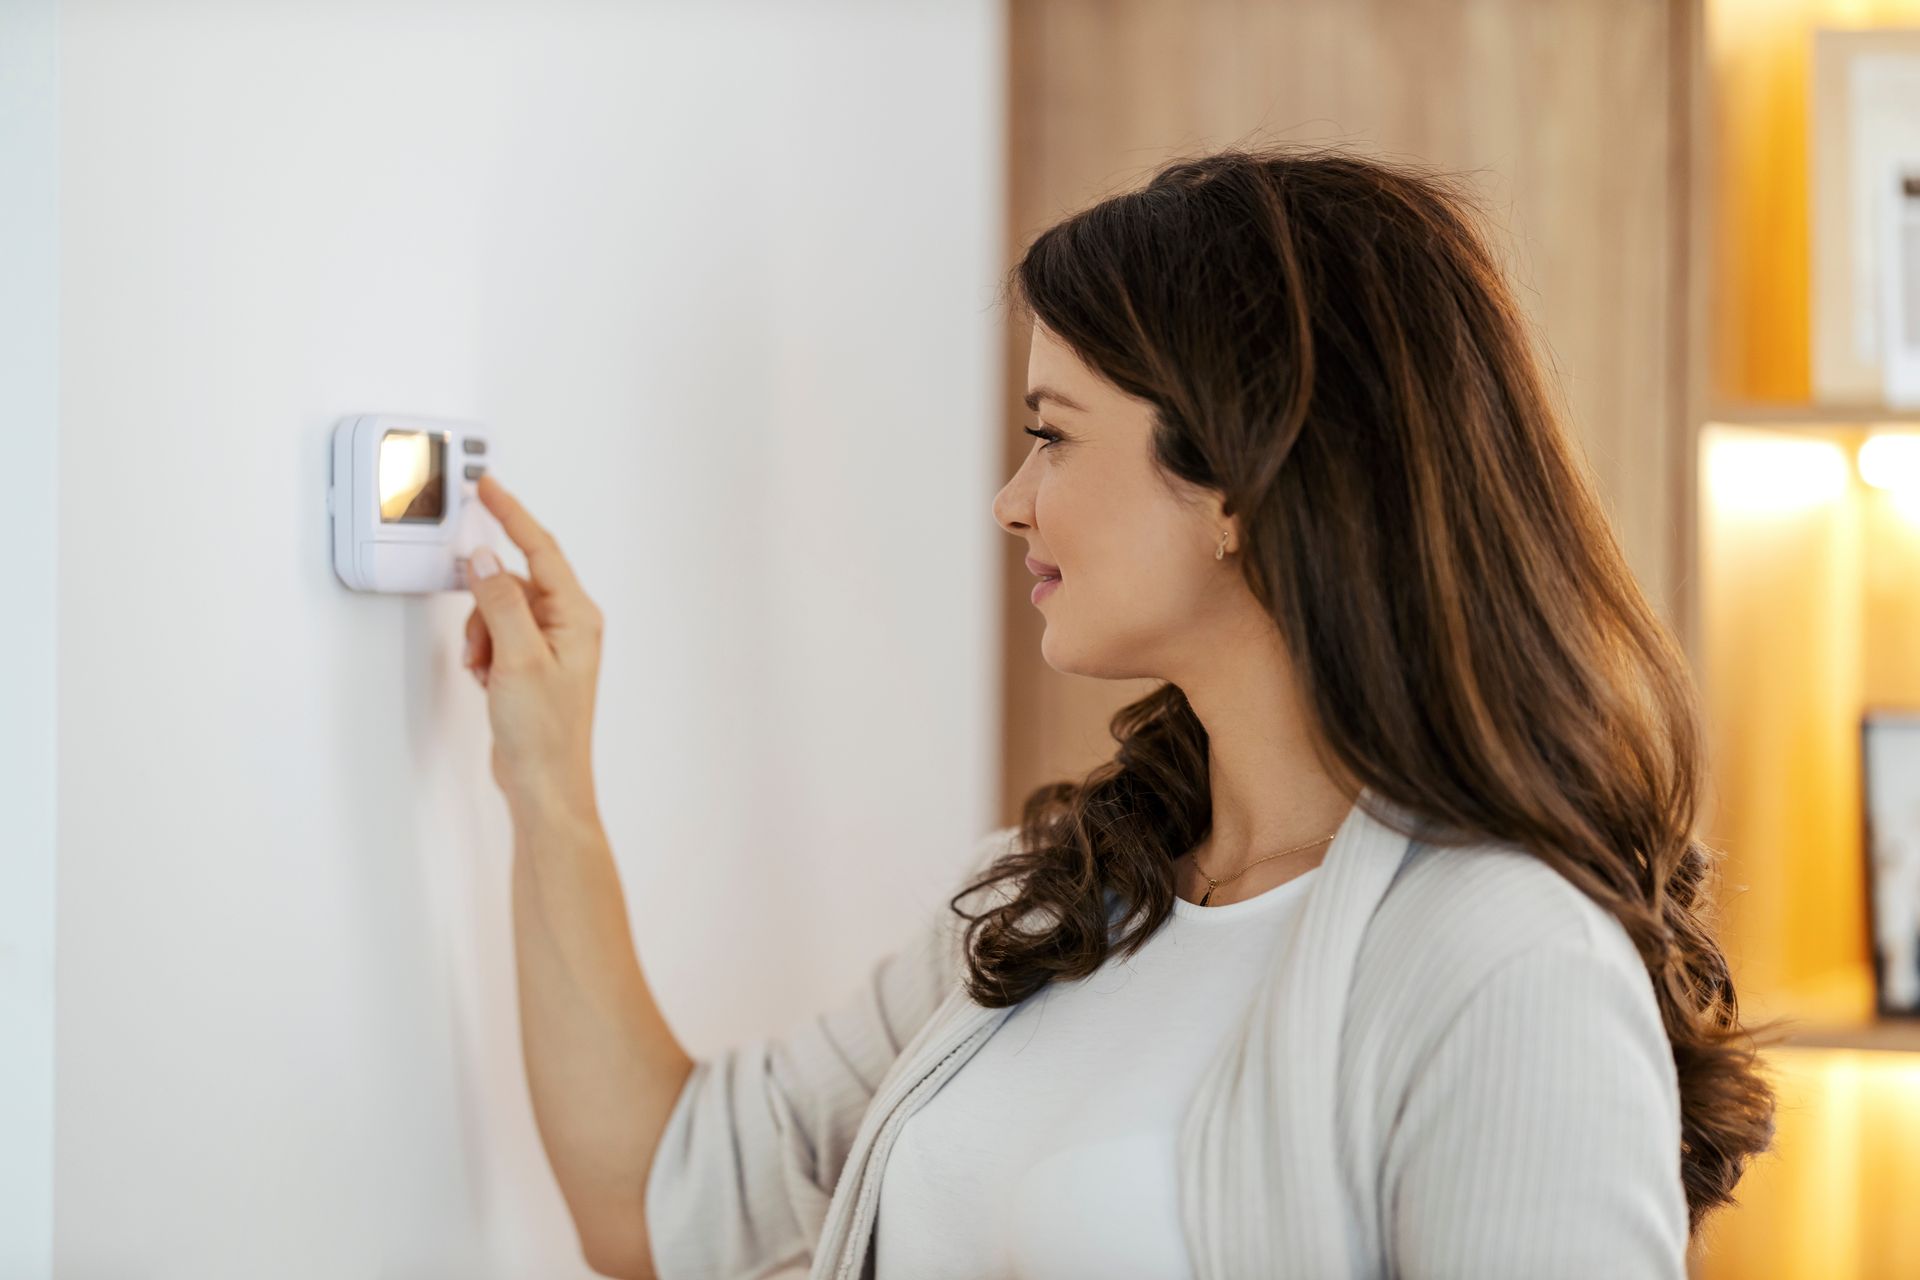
[994, 322, 1239, 679]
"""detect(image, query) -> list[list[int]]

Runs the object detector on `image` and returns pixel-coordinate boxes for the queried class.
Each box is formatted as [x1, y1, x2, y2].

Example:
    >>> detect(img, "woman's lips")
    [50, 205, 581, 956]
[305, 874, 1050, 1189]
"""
[1024, 555, 1061, 604]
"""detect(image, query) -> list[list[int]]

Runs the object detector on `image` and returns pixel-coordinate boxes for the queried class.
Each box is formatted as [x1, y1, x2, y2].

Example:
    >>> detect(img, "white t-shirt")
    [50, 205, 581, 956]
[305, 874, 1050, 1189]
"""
[871, 865, 1321, 1280]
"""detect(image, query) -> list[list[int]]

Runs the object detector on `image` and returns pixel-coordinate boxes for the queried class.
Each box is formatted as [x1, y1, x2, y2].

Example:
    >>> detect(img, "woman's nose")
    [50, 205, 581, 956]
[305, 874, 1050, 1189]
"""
[993, 471, 1032, 535]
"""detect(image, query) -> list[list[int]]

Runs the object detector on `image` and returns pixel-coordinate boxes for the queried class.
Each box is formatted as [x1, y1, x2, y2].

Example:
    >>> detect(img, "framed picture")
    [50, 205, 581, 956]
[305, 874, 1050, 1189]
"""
[1861, 708, 1920, 1016]
[1882, 156, 1920, 406]
[1810, 28, 1920, 405]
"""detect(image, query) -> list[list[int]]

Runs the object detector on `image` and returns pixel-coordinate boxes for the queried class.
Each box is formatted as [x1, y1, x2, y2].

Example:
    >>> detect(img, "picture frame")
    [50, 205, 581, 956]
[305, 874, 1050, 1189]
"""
[1860, 707, 1920, 1016]
[1881, 156, 1920, 406]
[1810, 28, 1920, 405]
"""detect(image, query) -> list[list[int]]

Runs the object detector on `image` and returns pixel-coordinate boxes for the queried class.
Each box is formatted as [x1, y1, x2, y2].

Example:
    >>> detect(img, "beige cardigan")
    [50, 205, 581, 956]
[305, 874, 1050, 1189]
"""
[644, 787, 1690, 1279]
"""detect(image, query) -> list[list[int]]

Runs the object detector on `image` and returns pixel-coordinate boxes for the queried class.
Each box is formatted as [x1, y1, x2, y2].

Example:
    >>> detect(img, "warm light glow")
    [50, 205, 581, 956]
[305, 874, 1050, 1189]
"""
[1857, 431, 1920, 490]
[1705, 430, 1851, 512]
[1709, 1045, 1920, 1276]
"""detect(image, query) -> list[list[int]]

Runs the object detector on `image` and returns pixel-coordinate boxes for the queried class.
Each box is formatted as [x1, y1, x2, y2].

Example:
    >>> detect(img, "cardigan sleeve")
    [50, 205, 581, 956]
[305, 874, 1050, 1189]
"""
[1381, 936, 1690, 1279]
[642, 826, 1019, 1280]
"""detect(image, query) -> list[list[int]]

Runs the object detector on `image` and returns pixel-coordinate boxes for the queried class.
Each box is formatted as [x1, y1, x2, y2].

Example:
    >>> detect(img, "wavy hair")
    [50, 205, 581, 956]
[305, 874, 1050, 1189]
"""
[953, 143, 1780, 1237]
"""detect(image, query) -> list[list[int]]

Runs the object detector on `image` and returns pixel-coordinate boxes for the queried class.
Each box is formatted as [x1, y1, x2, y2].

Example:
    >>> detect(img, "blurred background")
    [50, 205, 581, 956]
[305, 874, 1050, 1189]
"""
[5, 0, 1920, 1276]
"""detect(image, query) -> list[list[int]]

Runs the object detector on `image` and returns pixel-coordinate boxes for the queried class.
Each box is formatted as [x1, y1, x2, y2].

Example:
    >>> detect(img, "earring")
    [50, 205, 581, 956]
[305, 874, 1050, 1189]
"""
[1216, 530, 1228, 560]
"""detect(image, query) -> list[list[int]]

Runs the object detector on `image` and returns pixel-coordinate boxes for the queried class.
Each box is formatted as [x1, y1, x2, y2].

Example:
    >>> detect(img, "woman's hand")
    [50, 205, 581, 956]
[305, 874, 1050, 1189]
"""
[460, 472, 604, 824]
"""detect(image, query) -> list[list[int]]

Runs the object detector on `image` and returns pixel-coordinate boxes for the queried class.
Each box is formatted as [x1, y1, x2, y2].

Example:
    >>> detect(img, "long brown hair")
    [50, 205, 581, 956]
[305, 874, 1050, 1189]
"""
[957, 143, 1779, 1237]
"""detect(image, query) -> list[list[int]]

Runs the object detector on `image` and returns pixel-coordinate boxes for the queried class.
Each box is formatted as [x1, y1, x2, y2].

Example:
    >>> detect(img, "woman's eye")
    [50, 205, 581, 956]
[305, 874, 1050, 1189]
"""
[1023, 424, 1062, 450]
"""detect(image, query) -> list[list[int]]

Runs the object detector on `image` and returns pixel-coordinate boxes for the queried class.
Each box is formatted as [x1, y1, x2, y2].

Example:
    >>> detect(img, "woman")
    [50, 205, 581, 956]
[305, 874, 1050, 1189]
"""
[462, 145, 1780, 1279]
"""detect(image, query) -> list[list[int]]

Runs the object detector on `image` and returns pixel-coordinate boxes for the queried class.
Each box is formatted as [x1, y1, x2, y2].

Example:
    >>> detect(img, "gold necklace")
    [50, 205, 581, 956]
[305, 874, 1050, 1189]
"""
[1191, 831, 1338, 906]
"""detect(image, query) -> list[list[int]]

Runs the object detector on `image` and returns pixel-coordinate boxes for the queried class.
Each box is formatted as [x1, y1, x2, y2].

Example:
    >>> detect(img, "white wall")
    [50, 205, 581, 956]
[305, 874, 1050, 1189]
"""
[0, 1, 60, 1275]
[44, 2, 1006, 1275]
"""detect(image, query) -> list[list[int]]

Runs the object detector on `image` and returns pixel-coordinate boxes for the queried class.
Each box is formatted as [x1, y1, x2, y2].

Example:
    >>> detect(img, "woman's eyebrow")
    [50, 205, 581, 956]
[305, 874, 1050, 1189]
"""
[1024, 385, 1088, 413]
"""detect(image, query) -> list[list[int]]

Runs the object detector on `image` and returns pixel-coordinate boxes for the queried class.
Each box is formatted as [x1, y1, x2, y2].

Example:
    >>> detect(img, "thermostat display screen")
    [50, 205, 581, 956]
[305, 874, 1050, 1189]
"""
[378, 430, 446, 523]
[331, 413, 495, 593]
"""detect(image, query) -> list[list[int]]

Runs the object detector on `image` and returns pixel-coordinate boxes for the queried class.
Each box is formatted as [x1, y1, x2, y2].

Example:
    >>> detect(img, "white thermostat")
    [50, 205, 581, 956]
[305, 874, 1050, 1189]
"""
[328, 413, 500, 593]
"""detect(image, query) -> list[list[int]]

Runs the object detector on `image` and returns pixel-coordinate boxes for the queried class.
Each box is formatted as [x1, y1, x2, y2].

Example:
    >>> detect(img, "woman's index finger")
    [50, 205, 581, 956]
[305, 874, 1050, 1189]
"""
[474, 472, 580, 592]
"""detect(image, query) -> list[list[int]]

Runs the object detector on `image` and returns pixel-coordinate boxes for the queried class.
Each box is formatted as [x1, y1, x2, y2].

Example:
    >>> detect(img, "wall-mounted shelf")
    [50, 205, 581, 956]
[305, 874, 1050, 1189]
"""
[1705, 402, 1920, 428]
[1780, 1019, 1920, 1051]
[1754, 969, 1920, 1051]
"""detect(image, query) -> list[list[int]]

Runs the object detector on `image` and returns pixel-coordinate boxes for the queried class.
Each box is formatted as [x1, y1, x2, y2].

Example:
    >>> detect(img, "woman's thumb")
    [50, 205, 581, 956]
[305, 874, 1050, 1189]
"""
[467, 546, 544, 662]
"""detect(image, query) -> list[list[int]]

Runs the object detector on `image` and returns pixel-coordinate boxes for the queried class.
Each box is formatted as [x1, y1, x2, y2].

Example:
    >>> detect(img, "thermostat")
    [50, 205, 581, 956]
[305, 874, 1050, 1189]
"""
[328, 413, 500, 593]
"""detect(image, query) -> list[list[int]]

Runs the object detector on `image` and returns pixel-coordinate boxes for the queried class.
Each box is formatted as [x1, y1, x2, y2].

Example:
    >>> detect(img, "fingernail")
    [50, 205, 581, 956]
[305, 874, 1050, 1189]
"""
[470, 665, 484, 688]
[462, 636, 473, 666]
[470, 546, 500, 580]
